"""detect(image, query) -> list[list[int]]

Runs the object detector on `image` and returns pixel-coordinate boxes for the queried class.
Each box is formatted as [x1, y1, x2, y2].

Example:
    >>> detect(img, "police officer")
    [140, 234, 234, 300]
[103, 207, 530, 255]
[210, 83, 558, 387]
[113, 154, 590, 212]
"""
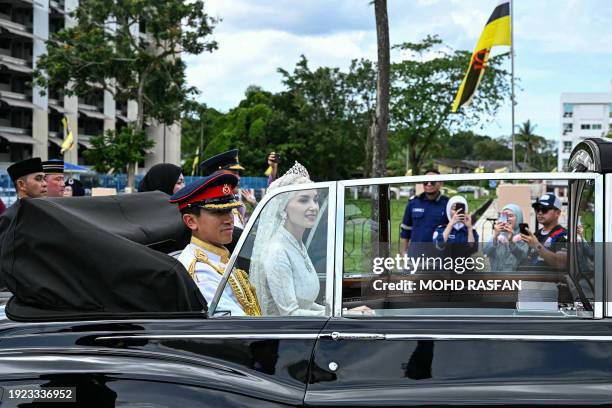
[399, 169, 449, 258]
[42, 160, 65, 197]
[199, 149, 248, 229]
[170, 172, 261, 317]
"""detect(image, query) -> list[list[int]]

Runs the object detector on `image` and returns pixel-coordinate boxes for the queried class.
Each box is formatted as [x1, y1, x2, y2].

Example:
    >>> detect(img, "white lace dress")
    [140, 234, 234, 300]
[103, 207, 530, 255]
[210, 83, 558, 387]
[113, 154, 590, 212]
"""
[251, 227, 326, 316]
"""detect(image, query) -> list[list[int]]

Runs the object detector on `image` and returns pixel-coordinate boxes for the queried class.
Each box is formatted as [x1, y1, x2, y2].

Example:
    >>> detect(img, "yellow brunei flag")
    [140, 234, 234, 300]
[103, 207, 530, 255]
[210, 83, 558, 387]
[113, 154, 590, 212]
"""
[191, 146, 200, 176]
[452, 0, 511, 112]
[60, 116, 74, 154]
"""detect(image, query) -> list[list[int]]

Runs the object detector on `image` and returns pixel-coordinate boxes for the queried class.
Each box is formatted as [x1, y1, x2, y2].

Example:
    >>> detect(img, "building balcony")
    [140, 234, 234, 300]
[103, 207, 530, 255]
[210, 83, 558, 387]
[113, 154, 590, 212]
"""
[0, 90, 36, 110]
[0, 54, 32, 74]
[48, 98, 69, 115]
[50, 0, 66, 15]
[0, 125, 37, 145]
[0, 17, 34, 40]
[48, 130, 63, 147]
[78, 104, 109, 121]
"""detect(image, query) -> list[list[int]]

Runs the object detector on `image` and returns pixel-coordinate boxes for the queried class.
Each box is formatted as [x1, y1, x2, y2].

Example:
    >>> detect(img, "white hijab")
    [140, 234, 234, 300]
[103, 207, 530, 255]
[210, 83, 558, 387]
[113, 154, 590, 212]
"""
[446, 195, 469, 231]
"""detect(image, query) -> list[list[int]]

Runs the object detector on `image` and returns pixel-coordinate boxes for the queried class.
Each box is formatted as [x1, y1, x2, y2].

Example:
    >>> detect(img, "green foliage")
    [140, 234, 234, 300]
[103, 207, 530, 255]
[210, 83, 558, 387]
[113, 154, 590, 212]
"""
[33, 0, 217, 127]
[390, 35, 511, 175]
[181, 36, 511, 180]
[182, 58, 376, 180]
[84, 126, 154, 174]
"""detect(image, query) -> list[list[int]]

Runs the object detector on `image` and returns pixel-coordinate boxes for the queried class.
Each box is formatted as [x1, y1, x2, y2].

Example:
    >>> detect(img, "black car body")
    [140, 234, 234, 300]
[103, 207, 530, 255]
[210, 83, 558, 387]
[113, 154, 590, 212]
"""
[1, 139, 611, 407]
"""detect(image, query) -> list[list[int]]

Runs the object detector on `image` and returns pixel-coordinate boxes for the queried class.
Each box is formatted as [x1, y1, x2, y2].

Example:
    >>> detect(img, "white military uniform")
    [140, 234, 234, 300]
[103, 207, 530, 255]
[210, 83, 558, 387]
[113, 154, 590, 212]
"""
[178, 237, 246, 317]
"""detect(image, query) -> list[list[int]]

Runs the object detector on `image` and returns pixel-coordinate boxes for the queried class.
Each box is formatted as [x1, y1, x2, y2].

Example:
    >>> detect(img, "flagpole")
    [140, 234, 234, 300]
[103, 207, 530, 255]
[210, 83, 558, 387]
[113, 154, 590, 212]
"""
[510, 0, 516, 172]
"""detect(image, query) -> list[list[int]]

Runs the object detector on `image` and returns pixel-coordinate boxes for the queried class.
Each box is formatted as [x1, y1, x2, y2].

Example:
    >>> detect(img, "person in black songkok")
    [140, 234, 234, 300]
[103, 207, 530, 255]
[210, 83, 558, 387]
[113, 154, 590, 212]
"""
[138, 163, 185, 195]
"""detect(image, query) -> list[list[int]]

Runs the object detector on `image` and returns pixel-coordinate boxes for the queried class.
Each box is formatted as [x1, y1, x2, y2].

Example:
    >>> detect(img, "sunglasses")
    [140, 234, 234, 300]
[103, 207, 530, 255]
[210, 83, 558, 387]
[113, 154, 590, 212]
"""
[535, 207, 551, 214]
[423, 181, 438, 186]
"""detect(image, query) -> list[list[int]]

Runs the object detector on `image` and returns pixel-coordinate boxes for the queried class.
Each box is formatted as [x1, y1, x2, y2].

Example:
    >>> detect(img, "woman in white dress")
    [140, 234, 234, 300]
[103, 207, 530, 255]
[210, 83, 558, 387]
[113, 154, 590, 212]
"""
[250, 162, 326, 316]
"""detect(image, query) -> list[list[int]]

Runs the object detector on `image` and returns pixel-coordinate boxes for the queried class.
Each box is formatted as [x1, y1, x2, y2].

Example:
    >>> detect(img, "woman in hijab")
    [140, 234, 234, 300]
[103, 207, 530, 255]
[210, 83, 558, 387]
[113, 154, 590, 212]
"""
[483, 203, 529, 272]
[63, 178, 85, 197]
[138, 163, 185, 195]
[432, 195, 479, 258]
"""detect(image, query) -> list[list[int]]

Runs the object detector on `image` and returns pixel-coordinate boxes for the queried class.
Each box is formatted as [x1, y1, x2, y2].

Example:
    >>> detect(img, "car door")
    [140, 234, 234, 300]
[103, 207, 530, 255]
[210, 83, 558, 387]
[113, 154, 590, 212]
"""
[0, 182, 337, 407]
[305, 173, 612, 407]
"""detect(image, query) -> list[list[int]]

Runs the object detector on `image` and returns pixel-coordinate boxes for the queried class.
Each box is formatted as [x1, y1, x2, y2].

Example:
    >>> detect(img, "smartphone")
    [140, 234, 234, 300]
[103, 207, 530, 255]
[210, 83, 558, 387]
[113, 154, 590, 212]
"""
[519, 223, 530, 235]
[455, 203, 465, 214]
[499, 212, 508, 223]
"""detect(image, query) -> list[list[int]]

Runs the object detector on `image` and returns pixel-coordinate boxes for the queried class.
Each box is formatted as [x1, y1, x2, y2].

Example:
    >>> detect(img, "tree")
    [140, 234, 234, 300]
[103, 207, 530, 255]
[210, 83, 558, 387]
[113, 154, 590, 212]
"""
[390, 35, 511, 175]
[181, 102, 227, 175]
[370, 0, 390, 178]
[84, 127, 154, 174]
[516, 120, 545, 167]
[33, 0, 217, 188]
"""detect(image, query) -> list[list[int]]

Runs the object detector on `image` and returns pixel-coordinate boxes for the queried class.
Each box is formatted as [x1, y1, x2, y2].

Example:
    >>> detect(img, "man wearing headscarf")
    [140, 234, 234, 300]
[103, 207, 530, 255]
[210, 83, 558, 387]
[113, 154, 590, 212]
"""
[138, 163, 185, 195]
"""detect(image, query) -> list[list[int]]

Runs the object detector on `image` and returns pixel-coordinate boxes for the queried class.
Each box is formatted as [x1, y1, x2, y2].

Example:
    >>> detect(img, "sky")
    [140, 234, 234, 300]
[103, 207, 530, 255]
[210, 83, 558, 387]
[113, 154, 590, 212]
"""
[185, 0, 612, 141]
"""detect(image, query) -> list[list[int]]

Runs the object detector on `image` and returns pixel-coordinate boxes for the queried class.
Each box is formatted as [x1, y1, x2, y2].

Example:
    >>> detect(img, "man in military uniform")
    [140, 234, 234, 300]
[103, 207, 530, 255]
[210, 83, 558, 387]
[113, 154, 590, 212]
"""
[42, 160, 65, 197]
[199, 149, 248, 229]
[399, 169, 449, 259]
[1, 158, 47, 291]
[170, 172, 261, 317]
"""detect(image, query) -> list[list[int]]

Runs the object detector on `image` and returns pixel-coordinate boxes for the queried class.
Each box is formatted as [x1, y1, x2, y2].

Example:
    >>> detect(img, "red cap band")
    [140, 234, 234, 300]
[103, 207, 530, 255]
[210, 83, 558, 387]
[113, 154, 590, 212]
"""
[178, 183, 234, 210]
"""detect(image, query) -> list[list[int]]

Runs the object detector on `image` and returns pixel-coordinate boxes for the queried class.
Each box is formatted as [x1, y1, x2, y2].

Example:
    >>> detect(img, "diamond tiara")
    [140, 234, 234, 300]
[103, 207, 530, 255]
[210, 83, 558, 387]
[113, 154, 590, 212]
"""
[282, 161, 310, 180]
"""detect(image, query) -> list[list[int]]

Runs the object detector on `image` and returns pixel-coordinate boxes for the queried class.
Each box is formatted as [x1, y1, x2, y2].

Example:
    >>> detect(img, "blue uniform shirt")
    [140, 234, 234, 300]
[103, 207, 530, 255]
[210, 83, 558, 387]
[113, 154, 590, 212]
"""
[433, 224, 479, 258]
[400, 192, 448, 256]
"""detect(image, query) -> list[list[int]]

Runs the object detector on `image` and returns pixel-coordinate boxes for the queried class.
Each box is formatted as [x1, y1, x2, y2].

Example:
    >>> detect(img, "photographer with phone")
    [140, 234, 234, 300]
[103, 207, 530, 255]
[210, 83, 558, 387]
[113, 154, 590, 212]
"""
[522, 194, 567, 269]
[483, 203, 529, 272]
[433, 195, 478, 259]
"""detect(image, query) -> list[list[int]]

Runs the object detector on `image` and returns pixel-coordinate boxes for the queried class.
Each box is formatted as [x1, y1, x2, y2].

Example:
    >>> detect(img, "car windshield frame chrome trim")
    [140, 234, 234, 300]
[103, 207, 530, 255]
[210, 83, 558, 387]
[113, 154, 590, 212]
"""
[335, 172, 605, 319]
[209, 181, 337, 317]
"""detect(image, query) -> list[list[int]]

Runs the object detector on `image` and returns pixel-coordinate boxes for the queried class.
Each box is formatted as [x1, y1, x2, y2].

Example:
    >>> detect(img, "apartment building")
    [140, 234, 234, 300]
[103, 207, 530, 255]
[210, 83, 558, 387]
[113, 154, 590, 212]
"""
[558, 87, 612, 170]
[0, 0, 180, 170]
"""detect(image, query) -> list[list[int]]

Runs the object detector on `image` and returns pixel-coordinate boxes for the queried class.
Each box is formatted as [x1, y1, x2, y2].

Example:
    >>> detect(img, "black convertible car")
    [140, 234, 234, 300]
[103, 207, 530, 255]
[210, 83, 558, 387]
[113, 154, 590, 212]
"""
[0, 139, 611, 407]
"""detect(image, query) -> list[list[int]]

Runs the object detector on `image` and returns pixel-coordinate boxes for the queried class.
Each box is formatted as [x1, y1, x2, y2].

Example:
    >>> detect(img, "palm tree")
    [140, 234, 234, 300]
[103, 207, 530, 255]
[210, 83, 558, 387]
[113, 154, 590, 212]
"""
[516, 120, 545, 168]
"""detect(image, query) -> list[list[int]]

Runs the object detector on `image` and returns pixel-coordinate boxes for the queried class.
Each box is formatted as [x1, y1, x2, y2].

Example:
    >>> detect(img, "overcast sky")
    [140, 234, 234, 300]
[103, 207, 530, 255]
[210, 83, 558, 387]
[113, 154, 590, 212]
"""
[185, 0, 612, 141]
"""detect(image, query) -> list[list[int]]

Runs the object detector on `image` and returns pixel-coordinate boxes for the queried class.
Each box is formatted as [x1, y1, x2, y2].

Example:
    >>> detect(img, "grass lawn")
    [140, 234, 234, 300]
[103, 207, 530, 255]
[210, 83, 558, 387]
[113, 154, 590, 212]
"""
[343, 192, 492, 274]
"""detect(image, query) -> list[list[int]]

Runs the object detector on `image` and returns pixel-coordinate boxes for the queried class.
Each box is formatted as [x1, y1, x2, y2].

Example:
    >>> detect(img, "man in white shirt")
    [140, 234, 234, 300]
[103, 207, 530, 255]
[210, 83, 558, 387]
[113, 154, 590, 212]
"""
[170, 172, 261, 317]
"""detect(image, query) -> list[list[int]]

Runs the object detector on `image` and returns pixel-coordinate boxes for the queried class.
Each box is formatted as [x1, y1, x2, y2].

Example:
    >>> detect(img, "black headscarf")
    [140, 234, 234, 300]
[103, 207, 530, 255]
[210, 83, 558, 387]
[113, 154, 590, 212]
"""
[65, 178, 85, 196]
[138, 163, 182, 195]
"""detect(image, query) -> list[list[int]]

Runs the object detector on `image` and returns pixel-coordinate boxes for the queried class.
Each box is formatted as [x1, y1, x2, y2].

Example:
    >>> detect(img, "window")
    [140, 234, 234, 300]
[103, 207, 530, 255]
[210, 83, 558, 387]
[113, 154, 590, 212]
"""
[563, 141, 572, 153]
[563, 103, 573, 118]
[562, 123, 573, 135]
[215, 187, 331, 318]
[581, 124, 591, 130]
[341, 178, 597, 318]
[592, 124, 602, 130]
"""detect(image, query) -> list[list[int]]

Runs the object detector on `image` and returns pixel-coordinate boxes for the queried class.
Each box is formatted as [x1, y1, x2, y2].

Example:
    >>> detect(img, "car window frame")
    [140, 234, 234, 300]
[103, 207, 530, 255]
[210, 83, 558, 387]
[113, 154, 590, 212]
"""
[208, 181, 337, 318]
[336, 172, 605, 319]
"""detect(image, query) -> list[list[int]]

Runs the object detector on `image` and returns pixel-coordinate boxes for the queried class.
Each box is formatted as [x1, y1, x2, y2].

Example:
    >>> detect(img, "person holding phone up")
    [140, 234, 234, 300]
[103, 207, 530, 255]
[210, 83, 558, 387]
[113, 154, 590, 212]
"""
[483, 203, 529, 272]
[433, 195, 479, 258]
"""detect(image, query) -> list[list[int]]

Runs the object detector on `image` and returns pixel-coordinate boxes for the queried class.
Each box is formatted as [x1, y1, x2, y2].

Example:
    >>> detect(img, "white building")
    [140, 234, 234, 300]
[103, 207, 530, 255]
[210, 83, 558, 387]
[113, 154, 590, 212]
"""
[0, 0, 180, 170]
[558, 87, 612, 170]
